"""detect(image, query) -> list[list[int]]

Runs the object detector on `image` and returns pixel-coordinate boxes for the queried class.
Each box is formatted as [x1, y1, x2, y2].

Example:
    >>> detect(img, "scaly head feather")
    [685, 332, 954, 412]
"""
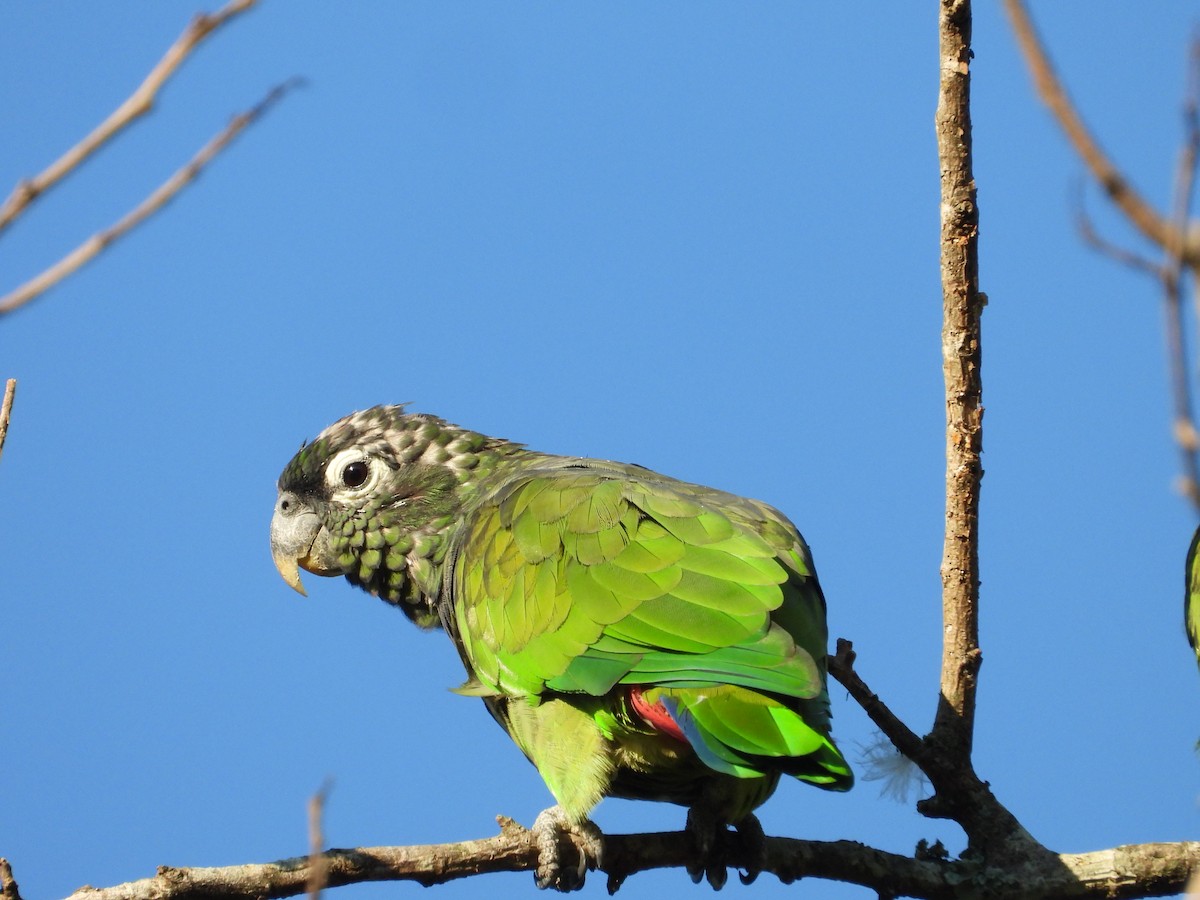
[270, 405, 519, 625]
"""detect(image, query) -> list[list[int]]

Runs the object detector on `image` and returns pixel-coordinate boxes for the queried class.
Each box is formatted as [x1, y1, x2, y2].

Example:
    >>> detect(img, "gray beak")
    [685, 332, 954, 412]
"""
[270, 490, 324, 596]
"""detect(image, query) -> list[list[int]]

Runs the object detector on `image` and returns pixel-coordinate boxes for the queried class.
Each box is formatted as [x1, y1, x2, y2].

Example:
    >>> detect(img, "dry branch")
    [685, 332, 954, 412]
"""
[307, 782, 332, 900]
[830, 640, 1035, 861]
[0, 379, 15, 465]
[933, 0, 984, 765]
[42, 822, 1200, 900]
[0, 80, 299, 316]
[1075, 196, 1163, 278]
[829, 640, 926, 766]
[0, 0, 260, 235]
[1010, 0, 1200, 511]
[0, 859, 23, 900]
[1160, 38, 1200, 509]
[1003, 0, 1195, 262]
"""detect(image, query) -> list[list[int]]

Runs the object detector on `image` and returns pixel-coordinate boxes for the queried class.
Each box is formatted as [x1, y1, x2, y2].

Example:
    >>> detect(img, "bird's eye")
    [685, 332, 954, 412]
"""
[342, 460, 369, 487]
[323, 448, 378, 493]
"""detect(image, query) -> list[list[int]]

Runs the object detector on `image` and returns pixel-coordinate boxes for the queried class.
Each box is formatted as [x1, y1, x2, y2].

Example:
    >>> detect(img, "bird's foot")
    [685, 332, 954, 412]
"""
[685, 810, 766, 889]
[531, 805, 605, 892]
[685, 807, 728, 889]
[732, 814, 766, 885]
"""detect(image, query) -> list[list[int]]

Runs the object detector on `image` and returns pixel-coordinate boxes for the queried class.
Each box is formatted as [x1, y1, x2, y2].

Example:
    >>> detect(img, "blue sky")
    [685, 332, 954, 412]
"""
[2, 4, 1197, 898]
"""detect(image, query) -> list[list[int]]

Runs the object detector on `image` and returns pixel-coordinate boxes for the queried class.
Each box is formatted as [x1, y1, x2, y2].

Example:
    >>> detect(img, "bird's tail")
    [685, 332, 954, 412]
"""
[647, 684, 853, 791]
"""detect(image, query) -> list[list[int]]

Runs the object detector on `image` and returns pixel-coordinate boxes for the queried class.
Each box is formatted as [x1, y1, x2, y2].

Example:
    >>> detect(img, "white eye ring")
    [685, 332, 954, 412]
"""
[325, 448, 376, 493]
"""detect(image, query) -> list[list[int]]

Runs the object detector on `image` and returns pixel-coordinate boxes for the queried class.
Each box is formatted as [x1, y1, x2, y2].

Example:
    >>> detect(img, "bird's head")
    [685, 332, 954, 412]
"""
[270, 405, 505, 623]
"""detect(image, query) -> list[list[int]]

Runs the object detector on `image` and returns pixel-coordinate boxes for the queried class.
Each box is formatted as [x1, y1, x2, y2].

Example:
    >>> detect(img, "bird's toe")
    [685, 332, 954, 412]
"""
[532, 806, 603, 892]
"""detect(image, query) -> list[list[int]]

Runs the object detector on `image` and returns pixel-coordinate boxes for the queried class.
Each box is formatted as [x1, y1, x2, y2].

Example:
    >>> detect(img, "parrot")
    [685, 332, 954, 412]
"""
[1187, 525, 1200, 666]
[269, 406, 852, 889]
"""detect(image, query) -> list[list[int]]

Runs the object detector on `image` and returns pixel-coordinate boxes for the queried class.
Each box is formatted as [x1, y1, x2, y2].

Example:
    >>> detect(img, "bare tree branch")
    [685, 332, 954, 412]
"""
[49, 822, 1200, 900]
[1160, 37, 1200, 510]
[1003, 0, 1195, 262]
[0, 0, 260, 235]
[1029, 17, 1200, 512]
[933, 0, 984, 766]
[1075, 194, 1164, 279]
[0, 859, 24, 900]
[0, 379, 15, 465]
[829, 640, 927, 766]
[0, 79, 300, 316]
[307, 782, 332, 900]
[57, 820, 953, 900]
[831, 640, 1037, 864]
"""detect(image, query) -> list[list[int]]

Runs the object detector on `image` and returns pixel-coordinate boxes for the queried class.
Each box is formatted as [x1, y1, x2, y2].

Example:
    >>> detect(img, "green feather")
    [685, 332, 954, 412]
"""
[1187, 525, 1200, 665]
[274, 406, 853, 826]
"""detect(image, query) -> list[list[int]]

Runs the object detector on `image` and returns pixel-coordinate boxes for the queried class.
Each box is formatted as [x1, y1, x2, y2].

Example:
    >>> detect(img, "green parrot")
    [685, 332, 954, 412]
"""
[1187, 525, 1200, 665]
[270, 406, 852, 889]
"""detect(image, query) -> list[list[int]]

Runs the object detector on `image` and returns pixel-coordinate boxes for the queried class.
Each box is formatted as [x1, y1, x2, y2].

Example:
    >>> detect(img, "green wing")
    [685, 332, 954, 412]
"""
[452, 459, 851, 790]
[1187, 525, 1200, 666]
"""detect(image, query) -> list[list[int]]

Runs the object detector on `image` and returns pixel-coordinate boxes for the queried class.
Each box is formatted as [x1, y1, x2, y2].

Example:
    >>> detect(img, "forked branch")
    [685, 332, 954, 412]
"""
[1003, 0, 1197, 263]
[1008, 0, 1200, 511]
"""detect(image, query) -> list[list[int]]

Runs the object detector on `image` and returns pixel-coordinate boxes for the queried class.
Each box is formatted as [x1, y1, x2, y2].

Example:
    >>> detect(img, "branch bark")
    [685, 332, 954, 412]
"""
[0, 859, 24, 900]
[0, 379, 15, 465]
[830, 640, 1036, 862]
[0, 0, 260, 235]
[933, 0, 984, 766]
[35, 822, 1200, 900]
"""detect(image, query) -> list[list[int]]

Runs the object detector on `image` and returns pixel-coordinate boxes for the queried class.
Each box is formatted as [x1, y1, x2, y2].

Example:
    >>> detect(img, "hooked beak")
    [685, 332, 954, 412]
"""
[270, 491, 341, 596]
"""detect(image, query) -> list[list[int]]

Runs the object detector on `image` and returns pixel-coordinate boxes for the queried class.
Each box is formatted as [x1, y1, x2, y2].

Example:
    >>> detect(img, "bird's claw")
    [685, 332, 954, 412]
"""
[532, 806, 604, 892]
[685, 807, 727, 889]
[685, 810, 766, 890]
[734, 814, 765, 885]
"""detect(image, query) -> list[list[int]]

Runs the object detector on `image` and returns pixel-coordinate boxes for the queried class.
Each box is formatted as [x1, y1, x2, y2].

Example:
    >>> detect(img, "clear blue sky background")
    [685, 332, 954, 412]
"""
[2, 4, 1197, 899]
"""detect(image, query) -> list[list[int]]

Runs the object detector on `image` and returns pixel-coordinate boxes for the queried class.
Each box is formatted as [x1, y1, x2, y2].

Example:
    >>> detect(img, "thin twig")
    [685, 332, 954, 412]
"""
[1162, 37, 1200, 510]
[1075, 187, 1164, 279]
[0, 79, 300, 316]
[1003, 0, 1191, 262]
[0, 379, 16, 466]
[831, 640, 1035, 856]
[828, 640, 928, 768]
[307, 781, 332, 900]
[1063, 37, 1200, 511]
[933, 0, 984, 764]
[0, 0, 260, 235]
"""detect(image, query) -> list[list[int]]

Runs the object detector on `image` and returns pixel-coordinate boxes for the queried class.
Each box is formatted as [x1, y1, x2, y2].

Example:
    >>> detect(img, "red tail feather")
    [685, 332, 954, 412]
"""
[629, 687, 687, 743]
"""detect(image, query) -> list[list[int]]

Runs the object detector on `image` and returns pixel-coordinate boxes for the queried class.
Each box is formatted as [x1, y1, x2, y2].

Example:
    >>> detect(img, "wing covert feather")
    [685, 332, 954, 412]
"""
[452, 462, 828, 705]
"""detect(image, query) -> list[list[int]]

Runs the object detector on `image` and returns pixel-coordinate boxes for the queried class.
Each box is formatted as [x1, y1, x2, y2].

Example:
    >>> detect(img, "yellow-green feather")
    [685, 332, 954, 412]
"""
[1187, 525, 1200, 665]
[451, 461, 852, 807]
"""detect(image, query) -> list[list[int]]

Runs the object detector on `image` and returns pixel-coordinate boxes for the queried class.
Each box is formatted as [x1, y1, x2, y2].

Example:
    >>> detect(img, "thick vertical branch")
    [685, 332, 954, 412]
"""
[934, 0, 984, 760]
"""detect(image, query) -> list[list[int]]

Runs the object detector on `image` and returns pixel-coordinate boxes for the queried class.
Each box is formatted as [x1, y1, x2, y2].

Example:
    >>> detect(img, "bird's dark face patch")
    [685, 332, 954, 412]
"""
[272, 405, 511, 624]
